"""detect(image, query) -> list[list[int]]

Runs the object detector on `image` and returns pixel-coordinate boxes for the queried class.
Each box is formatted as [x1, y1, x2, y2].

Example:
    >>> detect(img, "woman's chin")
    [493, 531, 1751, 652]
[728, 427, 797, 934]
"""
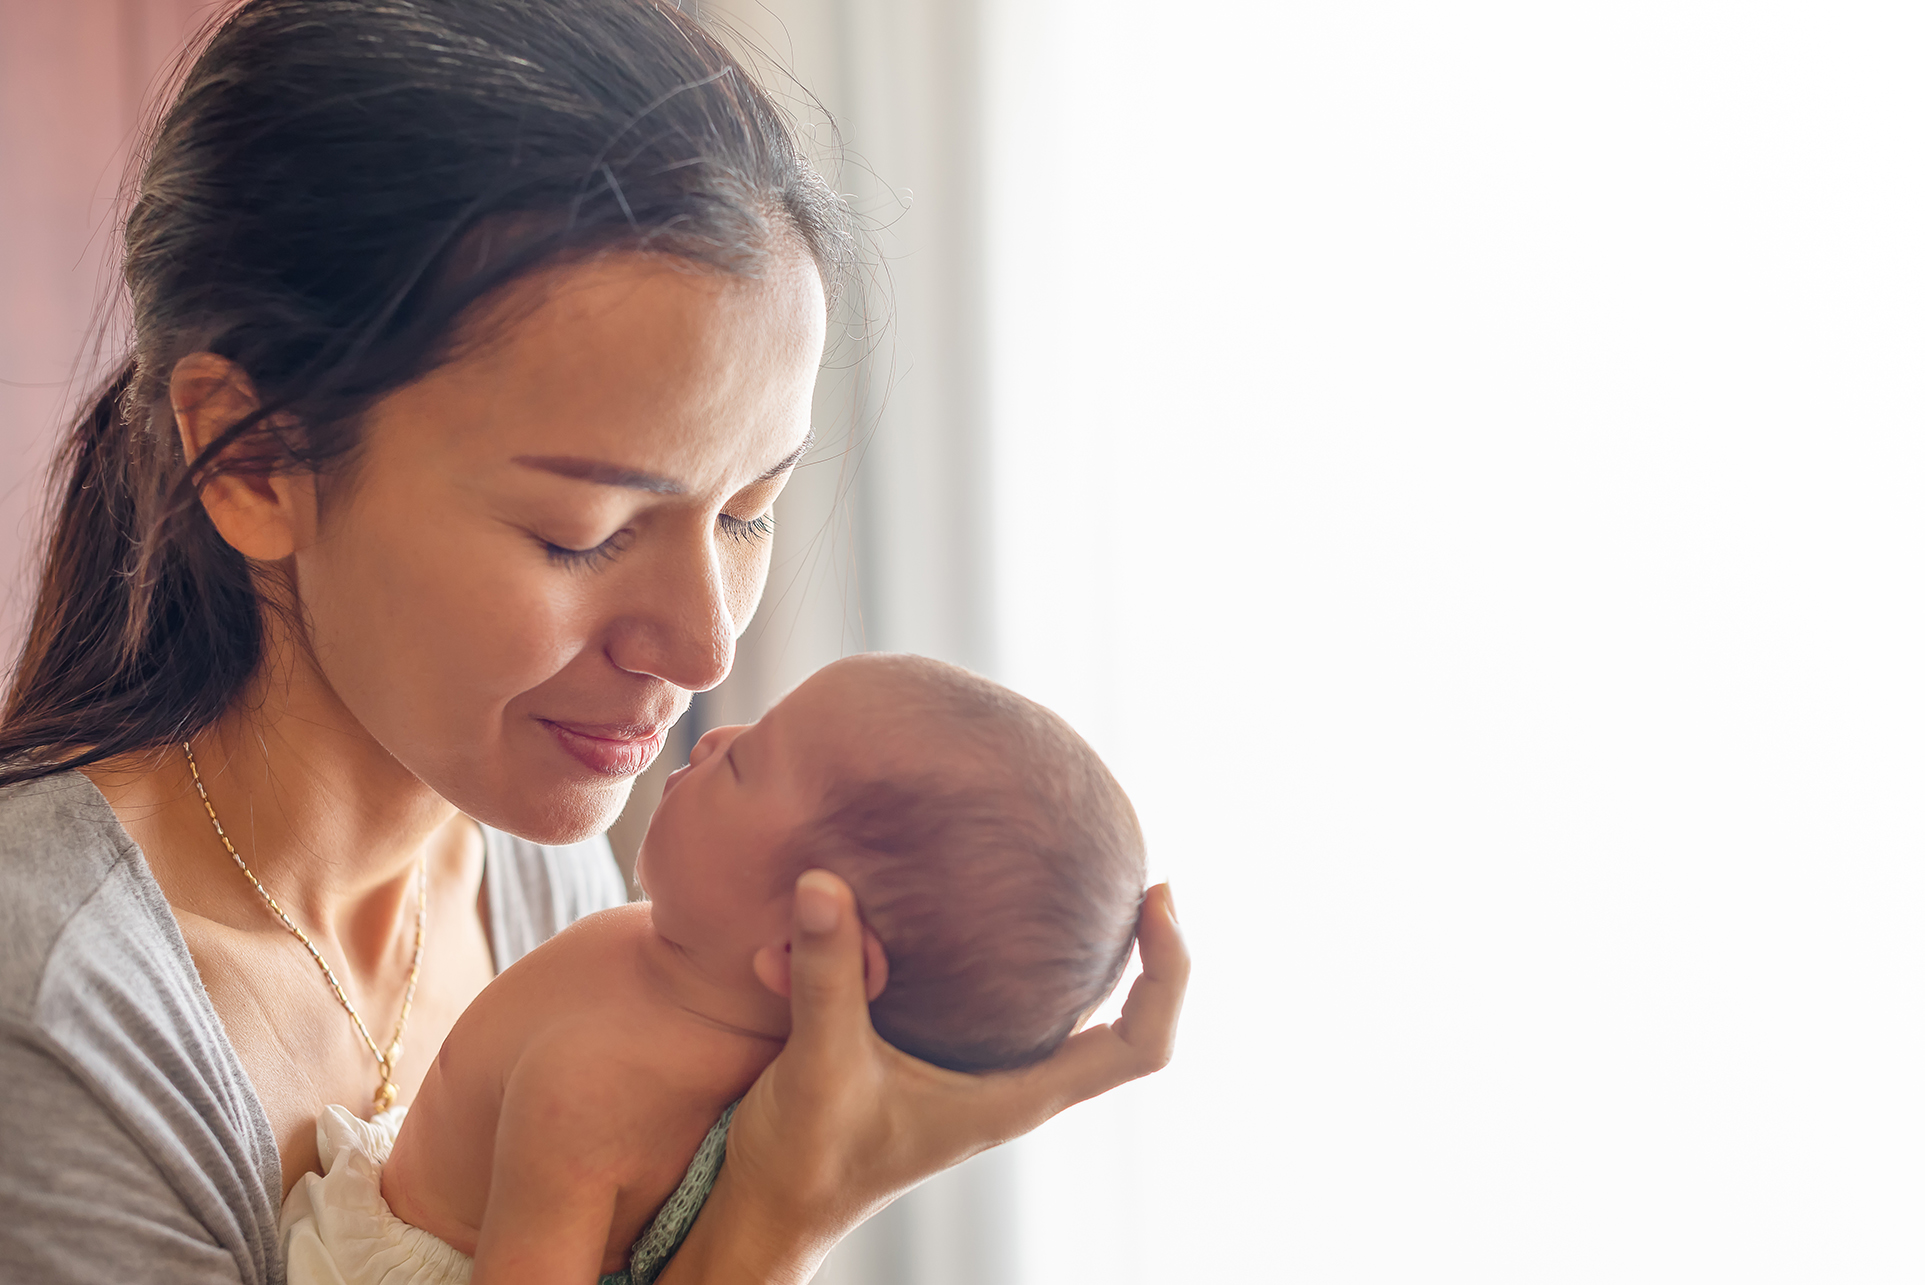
[446, 767, 637, 847]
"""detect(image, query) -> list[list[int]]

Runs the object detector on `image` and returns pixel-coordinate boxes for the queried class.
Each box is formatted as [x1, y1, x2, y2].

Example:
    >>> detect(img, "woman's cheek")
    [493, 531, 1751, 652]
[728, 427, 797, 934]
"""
[482, 565, 605, 694]
[721, 537, 774, 638]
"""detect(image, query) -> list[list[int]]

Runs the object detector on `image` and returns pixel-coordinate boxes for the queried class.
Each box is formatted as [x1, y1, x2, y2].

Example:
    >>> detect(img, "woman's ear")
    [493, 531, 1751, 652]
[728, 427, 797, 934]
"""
[753, 927, 890, 1001]
[170, 352, 305, 561]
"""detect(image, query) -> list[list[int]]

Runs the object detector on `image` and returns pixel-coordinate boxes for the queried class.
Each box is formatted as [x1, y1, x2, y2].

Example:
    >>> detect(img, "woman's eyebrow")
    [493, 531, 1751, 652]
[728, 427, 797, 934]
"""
[512, 455, 685, 493]
[512, 429, 813, 492]
[757, 427, 817, 481]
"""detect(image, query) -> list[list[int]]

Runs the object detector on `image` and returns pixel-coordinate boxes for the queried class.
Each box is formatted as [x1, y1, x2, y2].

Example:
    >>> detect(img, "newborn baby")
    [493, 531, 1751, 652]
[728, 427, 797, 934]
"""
[280, 653, 1145, 1285]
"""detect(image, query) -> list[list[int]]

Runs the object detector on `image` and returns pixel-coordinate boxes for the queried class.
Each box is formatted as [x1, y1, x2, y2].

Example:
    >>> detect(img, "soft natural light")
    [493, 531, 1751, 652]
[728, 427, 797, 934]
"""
[985, 3, 1925, 1281]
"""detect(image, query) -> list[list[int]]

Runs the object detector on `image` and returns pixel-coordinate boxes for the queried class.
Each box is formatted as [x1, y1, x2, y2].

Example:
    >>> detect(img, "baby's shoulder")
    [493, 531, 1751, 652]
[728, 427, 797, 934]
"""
[497, 913, 696, 1065]
[483, 901, 651, 1003]
[497, 997, 719, 1160]
[432, 902, 649, 1079]
[525, 897, 654, 960]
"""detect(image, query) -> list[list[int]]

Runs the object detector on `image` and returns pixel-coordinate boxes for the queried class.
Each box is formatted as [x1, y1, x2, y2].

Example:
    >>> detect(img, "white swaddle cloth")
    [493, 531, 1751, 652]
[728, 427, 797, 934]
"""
[280, 1106, 472, 1285]
[279, 1102, 735, 1285]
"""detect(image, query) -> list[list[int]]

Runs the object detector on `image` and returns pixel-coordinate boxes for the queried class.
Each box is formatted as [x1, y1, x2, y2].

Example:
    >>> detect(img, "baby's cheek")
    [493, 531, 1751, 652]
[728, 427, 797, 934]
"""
[726, 831, 795, 918]
[644, 821, 711, 918]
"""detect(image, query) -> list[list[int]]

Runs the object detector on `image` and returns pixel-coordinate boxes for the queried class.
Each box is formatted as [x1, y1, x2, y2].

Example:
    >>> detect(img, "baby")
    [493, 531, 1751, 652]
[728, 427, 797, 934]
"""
[280, 653, 1145, 1285]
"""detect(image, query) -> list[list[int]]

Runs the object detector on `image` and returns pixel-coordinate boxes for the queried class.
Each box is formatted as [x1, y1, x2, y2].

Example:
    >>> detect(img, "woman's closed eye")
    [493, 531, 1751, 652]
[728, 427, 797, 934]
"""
[541, 528, 633, 569]
[540, 509, 774, 570]
[719, 511, 775, 545]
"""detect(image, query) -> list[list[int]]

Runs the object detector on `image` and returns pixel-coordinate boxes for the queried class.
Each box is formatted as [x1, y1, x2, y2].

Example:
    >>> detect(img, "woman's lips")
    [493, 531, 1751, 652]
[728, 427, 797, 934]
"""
[542, 720, 668, 778]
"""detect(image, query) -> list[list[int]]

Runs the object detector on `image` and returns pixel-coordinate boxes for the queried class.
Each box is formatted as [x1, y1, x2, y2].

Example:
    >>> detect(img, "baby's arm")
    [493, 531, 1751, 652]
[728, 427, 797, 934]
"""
[470, 1039, 637, 1285]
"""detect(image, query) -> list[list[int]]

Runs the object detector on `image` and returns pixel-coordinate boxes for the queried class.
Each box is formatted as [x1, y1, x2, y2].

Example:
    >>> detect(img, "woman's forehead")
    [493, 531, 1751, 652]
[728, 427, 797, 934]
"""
[367, 254, 824, 492]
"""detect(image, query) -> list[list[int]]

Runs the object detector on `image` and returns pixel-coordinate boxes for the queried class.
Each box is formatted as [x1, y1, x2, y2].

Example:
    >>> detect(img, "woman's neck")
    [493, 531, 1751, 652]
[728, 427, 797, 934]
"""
[85, 629, 464, 974]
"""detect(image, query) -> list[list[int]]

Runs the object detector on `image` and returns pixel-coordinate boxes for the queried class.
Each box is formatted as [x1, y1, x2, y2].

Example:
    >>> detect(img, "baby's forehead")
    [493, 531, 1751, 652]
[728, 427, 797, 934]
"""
[784, 659, 929, 736]
[778, 670, 982, 781]
[796, 692, 970, 778]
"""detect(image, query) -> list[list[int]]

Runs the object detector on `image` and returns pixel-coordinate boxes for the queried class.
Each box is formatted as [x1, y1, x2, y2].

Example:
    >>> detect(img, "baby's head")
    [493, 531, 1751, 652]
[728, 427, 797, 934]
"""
[638, 653, 1145, 1071]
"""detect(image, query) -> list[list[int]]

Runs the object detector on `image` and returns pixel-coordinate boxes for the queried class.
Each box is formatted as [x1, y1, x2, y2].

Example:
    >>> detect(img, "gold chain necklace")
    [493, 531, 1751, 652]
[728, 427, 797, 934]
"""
[183, 742, 426, 1114]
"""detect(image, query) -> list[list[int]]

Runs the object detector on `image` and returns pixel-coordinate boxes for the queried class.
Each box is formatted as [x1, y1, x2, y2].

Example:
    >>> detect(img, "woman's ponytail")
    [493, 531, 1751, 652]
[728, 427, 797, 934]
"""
[0, 358, 262, 785]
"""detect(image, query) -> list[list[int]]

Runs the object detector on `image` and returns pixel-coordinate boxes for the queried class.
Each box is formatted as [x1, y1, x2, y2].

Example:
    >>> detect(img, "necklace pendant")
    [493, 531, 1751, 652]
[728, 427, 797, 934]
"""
[182, 743, 427, 1128]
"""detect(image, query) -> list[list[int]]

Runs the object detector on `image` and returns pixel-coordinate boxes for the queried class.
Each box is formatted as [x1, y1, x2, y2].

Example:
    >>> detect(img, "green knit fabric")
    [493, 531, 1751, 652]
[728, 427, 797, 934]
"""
[599, 1102, 735, 1285]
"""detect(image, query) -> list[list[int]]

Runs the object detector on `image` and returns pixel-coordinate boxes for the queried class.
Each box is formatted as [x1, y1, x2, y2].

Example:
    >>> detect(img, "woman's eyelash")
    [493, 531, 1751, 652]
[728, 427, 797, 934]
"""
[719, 512, 775, 544]
[541, 513, 771, 568]
[542, 530, 631, 569]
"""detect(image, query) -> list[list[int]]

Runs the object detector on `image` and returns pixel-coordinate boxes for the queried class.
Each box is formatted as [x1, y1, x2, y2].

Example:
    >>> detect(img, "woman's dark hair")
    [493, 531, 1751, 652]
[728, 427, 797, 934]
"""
[0, 0, 853, 786]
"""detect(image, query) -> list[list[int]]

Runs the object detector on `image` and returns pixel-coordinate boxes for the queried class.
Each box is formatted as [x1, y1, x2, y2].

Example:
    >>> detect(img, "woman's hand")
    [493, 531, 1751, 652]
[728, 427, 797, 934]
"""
[657, 870, 1189, 1285]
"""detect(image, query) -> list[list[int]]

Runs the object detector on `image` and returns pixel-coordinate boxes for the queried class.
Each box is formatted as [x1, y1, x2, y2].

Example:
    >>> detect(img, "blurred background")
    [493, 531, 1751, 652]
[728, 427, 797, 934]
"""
[5, 1, 1925, 1281]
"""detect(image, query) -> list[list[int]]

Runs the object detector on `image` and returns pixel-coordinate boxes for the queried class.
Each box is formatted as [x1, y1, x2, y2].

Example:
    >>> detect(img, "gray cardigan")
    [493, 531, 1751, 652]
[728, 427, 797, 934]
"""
[0, 771, 627, 1284]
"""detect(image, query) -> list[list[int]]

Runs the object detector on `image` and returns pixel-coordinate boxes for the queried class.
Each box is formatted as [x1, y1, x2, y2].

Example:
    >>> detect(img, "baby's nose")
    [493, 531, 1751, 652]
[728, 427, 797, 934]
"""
[688, 723, 742, 766]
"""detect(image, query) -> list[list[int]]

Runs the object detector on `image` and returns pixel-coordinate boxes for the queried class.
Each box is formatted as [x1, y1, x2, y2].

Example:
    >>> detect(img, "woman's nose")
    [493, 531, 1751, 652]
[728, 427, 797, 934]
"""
[604, 526, 736, 691]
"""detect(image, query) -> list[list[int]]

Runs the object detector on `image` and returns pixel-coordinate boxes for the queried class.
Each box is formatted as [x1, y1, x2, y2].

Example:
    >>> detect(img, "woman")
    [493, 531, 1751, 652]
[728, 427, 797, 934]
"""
[0, 2, 1187, 1282]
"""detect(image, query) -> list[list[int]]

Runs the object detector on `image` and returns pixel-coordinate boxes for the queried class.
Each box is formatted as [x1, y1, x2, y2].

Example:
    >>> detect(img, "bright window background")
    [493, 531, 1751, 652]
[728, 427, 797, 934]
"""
[985, 3, 1925, 1281]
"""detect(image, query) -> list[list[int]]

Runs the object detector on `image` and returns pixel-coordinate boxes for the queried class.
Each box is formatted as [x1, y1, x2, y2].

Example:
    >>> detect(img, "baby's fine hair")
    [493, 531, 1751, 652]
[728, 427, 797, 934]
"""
[781, 655, 1146, 1072]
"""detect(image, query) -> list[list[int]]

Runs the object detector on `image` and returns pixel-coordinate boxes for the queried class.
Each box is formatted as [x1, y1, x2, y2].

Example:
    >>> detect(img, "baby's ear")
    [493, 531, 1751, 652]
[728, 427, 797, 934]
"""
[860, 928, 889, 1002]
[752, 940, 793, 998]
[753, 930, 889, 1002]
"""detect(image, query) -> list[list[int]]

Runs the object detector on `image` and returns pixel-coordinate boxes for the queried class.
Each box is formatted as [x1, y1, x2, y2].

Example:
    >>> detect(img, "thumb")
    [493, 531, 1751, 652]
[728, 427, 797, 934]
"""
[786, 869, 874, 1055]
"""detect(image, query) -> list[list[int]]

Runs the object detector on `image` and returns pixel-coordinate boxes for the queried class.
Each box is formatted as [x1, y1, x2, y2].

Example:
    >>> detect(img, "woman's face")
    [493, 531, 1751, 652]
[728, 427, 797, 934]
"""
[292, 251, 826, 842]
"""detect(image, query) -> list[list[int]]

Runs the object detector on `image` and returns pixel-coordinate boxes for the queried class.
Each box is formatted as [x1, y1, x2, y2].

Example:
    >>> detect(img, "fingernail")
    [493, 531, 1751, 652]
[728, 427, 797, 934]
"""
[1163, 883, 1179, 924]
[796, 869, 840, 934]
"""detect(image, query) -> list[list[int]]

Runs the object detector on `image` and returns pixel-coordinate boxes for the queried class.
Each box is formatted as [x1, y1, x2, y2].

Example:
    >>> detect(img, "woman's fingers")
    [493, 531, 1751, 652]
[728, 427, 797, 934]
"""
[981, 882, 1191, 1120]
[715, 874, 1191, 1265]
[723, 870, 884, 1224]
[782, 869, 877, 1069]
[1109, 883, 1188, 1063]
